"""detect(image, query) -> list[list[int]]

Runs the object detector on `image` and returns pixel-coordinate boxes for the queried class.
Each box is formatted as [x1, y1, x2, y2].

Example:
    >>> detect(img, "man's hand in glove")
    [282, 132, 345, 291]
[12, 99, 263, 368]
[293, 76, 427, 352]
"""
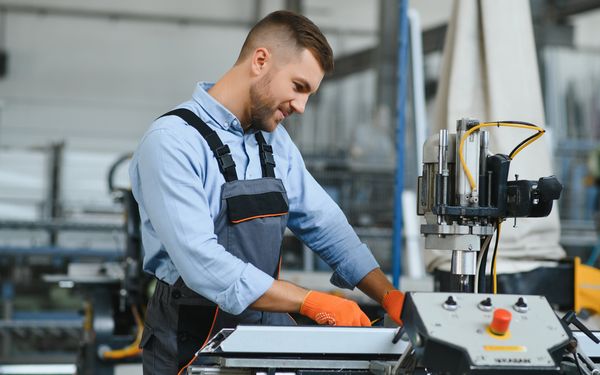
[382, 289, 405, 326]
[299, 291, 371, 326]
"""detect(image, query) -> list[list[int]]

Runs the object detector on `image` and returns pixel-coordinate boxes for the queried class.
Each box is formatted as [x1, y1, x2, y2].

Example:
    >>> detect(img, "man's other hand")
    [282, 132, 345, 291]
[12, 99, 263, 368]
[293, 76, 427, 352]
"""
[299, 291, 371, 326]
[382, 290, 405, 326]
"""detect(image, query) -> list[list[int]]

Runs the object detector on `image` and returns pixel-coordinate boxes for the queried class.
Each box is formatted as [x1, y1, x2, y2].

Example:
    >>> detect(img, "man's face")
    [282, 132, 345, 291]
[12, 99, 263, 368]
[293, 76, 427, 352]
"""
[249, 49, 324, 132]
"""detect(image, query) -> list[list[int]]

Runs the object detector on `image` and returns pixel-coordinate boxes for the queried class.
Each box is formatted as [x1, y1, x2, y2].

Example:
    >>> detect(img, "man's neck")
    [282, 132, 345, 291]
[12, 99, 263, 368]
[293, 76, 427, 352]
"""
[207, 68, 251, 129]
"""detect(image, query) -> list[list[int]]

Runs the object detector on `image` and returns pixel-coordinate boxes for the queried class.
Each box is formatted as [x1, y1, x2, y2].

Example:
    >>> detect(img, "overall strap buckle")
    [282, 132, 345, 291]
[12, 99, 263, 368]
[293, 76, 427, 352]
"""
[159, 108, 239, 182]
[259, 143, 276, 167]
[255, 132, 276, 178]
[215, 145, 237, 181]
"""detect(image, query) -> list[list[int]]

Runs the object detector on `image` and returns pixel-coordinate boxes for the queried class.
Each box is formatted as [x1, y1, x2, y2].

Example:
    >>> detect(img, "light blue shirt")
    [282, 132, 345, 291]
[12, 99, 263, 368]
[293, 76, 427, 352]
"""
[129, 82, 379, 315]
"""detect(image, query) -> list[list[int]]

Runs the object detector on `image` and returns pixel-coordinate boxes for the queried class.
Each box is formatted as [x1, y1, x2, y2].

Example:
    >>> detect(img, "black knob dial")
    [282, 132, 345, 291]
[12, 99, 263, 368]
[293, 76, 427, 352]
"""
[477, 297, 493, 311]
[513, 297, 529, 313]
[442, 295, 458, 311]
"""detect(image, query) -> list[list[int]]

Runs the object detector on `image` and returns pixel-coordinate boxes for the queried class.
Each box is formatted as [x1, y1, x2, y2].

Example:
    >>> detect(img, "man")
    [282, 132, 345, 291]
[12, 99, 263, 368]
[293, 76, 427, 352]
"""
[129, 10, 405, 374]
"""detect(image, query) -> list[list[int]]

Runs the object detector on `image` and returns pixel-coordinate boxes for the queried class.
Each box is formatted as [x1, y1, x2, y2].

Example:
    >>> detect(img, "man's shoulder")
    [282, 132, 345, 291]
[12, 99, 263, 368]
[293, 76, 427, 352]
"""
[140, 117, 188, 143]
[150, 113, 186, 132]
[149, 103, 215, 137]
[138, 110, 208, 154]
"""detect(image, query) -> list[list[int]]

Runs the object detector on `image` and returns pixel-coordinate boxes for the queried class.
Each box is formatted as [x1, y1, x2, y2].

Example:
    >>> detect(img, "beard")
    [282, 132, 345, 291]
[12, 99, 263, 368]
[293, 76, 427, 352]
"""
[249, 73, 278, 132]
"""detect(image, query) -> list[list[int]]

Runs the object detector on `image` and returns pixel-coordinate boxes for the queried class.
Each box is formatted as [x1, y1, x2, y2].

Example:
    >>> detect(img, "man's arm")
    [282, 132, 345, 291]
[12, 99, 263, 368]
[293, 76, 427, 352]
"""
[133, 126, 275, 315]
[250, 280, 371, 326]
[249, 268, 403, 326]
[357, 268, 405, 325]
[252, 268, 397, 314]
[357, 268, 395, 304]
[283, 141, 379, 290]
[249, 280, 308, 312]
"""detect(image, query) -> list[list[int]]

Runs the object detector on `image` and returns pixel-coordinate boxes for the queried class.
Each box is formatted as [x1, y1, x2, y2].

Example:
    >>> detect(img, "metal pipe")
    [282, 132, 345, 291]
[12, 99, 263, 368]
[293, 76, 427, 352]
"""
[437, 129, 449, 225]
[408, 9, 427, 168]
[449, 274, 475, 293]
[392, 0, 409, 288]
[1, 282, 13, 359]
[0, 246, 122, 258]
[46, 142, 64, 246]
[479, 130, 489, 174]
[439, 129, 449, 203]
[450, 250, 476, 293]
[450, 250, 476, 275]
[0, 220, 123, 232]
[479, 131, 489, 207]
[0, 2, 373, 37]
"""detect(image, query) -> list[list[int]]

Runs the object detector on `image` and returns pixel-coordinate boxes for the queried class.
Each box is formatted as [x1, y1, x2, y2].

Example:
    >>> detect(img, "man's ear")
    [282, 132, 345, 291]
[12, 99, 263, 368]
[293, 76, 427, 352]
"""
[251, 47, 271, 76]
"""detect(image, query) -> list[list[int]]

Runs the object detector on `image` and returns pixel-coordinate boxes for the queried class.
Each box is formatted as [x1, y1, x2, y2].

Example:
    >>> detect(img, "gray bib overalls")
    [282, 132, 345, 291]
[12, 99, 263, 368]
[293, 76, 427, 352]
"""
[140, 109, 295, 374]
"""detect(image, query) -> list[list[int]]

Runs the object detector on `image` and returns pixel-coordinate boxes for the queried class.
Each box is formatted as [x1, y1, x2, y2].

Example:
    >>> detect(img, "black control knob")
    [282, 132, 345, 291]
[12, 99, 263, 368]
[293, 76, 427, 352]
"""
[478, 297, 493, 311]
[443, 295, 458, 311]
[513, 297, 528, 313]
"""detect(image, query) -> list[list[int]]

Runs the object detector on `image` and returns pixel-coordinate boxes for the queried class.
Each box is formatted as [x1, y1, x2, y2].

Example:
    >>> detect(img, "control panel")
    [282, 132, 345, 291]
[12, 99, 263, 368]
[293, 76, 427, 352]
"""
[401, 292, 571, 374]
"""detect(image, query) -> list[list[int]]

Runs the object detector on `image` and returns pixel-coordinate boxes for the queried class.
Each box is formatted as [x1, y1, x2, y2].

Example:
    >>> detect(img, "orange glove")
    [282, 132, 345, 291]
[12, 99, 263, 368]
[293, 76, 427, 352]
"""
[300, 291, 371, 326]
[382, 290, 405, 326]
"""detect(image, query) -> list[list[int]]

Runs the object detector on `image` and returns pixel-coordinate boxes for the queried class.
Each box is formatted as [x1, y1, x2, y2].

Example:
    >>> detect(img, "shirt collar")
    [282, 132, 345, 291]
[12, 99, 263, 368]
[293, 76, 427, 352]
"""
[192, 82, 242, 132]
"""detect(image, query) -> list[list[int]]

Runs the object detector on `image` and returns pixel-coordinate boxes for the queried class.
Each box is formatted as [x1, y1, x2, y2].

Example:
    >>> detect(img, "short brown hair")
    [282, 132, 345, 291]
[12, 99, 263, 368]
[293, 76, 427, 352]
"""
[237, 10, 334, 73]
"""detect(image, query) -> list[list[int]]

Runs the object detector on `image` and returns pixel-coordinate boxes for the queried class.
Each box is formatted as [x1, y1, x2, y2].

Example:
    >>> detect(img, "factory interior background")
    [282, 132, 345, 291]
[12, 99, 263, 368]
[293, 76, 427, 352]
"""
[0, 0, 599, 374]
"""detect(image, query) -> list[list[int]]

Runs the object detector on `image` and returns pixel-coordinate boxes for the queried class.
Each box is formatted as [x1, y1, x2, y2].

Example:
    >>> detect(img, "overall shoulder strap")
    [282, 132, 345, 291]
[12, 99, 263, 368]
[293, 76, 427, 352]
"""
[160, 108, 238, 182]
[254, 131, 276, 178]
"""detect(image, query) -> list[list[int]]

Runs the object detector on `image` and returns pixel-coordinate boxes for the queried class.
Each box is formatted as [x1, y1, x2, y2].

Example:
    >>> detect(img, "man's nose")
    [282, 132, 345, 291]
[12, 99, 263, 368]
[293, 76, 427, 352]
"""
[290, 94, 308, 114]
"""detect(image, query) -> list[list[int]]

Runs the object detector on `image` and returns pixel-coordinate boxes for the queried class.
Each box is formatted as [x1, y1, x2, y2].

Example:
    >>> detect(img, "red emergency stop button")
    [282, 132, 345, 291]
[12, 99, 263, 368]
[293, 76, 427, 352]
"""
[489, 308, 512, 335]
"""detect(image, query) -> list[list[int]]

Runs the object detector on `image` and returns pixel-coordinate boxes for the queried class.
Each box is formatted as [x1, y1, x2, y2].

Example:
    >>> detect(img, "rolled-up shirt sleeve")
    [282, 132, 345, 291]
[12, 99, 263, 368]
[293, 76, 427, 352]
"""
[284, 142, 379, 289]
[133, 128, 273, 314]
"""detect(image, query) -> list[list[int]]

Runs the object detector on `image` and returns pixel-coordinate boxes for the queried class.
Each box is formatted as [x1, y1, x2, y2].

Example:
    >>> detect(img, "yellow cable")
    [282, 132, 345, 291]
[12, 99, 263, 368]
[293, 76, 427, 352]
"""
[510, 132, 545, 159]
[102, 304, 144, 360]
[492, 222, 502, 294]
[458, 122, 545, 191]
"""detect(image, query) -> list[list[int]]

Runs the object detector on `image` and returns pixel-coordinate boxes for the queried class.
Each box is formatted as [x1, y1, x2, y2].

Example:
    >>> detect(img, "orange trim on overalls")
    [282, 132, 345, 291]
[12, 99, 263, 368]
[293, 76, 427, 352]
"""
[230, 212, 288, 224]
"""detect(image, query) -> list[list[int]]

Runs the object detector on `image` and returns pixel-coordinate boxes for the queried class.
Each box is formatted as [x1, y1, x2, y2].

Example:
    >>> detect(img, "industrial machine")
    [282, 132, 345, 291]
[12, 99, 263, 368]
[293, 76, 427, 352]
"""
[0, 151, 148, 374]
[185, 119, 598, 374]
[399, 292, 597, 374]
[41, 154, 148, 375]
[72, 154, 149, 375]
[401, 119, 597, 373]
[192, 325, 407, 374]
[417, 118, 562, 293]
[185, 304, 599, 375]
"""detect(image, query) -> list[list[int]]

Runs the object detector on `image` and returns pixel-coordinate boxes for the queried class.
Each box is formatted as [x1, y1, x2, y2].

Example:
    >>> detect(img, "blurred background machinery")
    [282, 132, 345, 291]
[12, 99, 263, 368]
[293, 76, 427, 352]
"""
[0, 153, 149, 374]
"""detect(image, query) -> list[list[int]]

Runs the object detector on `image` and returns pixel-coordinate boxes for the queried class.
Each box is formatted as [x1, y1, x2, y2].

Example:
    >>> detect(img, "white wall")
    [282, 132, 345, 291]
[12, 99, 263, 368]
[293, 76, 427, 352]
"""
[0, 10, 249, 152]
[573, 8, 600, 50]
[0, 0, 381, 220]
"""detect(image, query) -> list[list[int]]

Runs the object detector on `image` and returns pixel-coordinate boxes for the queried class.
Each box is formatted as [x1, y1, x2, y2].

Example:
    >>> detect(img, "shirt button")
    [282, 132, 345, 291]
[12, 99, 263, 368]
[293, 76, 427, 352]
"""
[171, 290, 181, 299]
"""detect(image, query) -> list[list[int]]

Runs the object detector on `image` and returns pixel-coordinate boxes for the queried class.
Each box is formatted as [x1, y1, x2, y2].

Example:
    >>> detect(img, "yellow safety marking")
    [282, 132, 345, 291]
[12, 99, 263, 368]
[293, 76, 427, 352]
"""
[483, 345, 527, 352]
[485, 326, 512, 340]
